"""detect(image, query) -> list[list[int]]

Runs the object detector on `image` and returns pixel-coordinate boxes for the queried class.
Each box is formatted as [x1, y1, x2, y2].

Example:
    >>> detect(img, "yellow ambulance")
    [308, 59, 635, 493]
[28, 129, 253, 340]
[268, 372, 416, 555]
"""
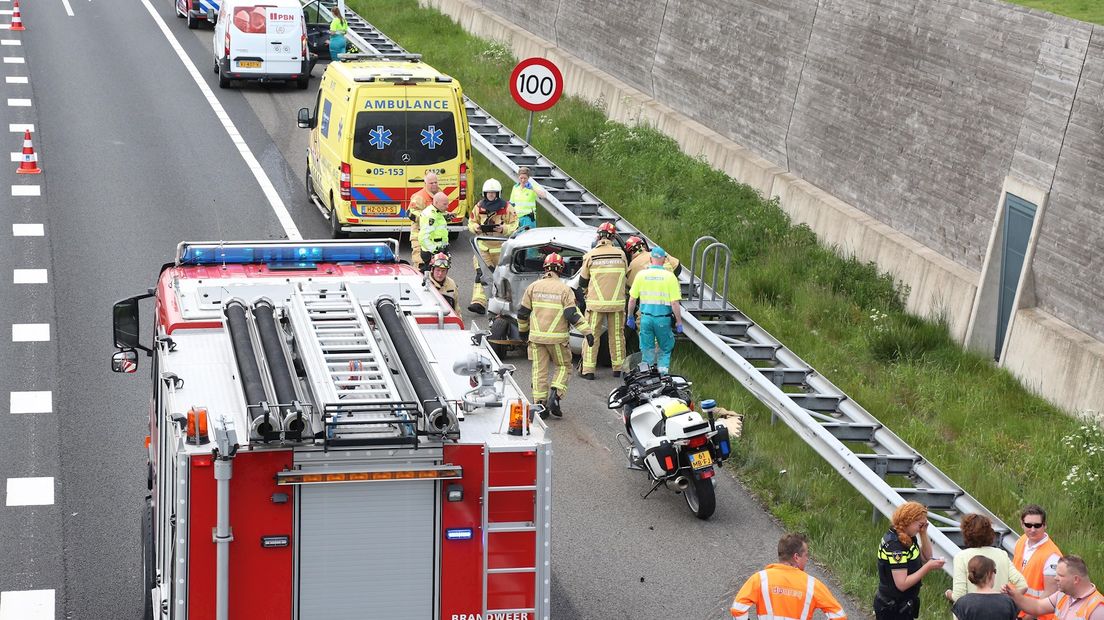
[297, 53, 474, 237]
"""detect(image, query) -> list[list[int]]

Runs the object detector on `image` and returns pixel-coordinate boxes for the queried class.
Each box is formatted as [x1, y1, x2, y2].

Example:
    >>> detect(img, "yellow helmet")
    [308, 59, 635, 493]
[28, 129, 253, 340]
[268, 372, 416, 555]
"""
[663, 402, 690, 418]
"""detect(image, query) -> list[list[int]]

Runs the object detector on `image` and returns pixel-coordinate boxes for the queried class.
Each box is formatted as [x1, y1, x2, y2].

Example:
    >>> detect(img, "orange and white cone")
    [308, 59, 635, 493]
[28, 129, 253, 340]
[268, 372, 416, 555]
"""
[16, 130, 40, 174]
[10, 1, 24, 32]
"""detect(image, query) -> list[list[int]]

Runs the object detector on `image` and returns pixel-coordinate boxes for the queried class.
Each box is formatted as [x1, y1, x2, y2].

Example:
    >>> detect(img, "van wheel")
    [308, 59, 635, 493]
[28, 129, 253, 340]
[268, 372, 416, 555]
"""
[329, 198, 347, 239]
[186, 11, 198, 28]
[175, 0, 185, 18]
[217, 64, 230, 89]
[296, 75, 310, 90]
[305, 167, 316, 201]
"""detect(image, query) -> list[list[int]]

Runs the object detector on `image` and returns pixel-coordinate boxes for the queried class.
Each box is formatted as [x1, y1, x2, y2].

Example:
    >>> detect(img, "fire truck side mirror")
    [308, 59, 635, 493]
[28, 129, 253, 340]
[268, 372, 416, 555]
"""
[112, 293, 154, 353]
[111, 349, 139, 374]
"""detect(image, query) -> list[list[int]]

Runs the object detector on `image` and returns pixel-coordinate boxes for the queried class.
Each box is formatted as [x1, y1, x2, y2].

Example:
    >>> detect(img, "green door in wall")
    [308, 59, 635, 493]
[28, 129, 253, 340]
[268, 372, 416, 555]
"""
[996, 193, 1036, 359]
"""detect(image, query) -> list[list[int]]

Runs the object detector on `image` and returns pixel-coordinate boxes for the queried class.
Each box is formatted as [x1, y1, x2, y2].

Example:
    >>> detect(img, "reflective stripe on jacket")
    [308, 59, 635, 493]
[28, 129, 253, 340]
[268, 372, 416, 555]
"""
[627, 251, 681, 289]
[1054, 589, 1104, 620]
[519, 273, 584, 345]
[731, 564, 847, 620]
[581, 240, 628, 311]
[628, 265, 681, 316]
[418, 206, 449, 253]
[509, 183, 538, 217]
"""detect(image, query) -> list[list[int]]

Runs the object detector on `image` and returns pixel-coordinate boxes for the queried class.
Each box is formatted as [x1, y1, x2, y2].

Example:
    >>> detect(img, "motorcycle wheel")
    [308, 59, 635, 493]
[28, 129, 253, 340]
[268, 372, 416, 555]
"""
[683, 475, 716, 520]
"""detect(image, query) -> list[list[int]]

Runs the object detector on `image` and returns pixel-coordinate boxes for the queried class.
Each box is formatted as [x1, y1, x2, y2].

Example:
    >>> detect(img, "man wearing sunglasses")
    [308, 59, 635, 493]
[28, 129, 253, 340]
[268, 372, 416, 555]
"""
[1013, 504, 1064, 620]
[1004, 555, 1103, 620]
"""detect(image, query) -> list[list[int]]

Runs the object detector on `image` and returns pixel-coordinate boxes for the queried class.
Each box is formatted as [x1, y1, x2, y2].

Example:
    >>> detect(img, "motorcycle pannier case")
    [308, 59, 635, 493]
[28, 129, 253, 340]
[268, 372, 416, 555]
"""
[644, 440, 679, 478]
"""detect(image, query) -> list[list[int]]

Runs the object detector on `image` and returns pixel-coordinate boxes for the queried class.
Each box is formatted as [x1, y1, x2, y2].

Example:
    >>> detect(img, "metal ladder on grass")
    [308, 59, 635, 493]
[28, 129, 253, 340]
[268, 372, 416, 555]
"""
[301, 1, 1018, 563]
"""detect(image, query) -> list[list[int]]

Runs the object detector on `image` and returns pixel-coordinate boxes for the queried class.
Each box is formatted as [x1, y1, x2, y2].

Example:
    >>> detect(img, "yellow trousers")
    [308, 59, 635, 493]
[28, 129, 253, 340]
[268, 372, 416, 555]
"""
[470, 247, 500, 306]
[529, 341, 571, 401]
[581, 309, 625, 373]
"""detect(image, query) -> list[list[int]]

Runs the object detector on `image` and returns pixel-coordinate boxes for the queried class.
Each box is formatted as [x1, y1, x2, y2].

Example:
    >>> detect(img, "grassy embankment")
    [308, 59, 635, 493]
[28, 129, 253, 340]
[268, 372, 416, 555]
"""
[347, 1, 1104, 616]
[1004, 0, 1104, 25]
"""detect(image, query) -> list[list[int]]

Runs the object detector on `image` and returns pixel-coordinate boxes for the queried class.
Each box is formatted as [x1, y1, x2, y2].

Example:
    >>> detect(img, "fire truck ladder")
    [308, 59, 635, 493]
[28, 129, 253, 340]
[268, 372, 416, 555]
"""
[286, 286, 420, 446]
[309, 4, 1018, 565]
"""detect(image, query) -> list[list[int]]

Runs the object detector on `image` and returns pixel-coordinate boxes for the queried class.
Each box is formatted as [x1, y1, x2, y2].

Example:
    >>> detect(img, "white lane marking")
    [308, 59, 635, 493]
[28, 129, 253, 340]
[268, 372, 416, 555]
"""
[0, 590, 55, 620]
[12, 323, 49, 342]
[0, 39, 18, 45]
[2, 57, 24, 64]
[140, 0, 301, 240]
[11, 185, 40, 196]
[13, 269, 47, 283]
[9, 391, 52, 414]
[9, 152, 19, 161]
[60, 0, 73, 16]
[5, 477, 54, 506]
[6, 76, 28, 83]
[8, 123, 32, 131]
[12, 223, 44, 236]
[0, 10, 11, 14]
[7, 98, 31, 106]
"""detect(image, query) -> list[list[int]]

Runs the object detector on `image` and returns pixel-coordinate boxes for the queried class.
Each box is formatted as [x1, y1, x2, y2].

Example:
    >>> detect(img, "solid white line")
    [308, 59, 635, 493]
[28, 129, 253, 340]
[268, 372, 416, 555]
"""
[7, 98, 30, 106]
[0, 590, 55, 620]
[139, 0, 301, 240]
[12, 323, 49, 342]
[12, 223, 43, 236]
[6, 76, 27, 83]
[5, 477, 54, 506]
[11, 185, 40, 196]
[0, 39, 18, 45]
[13, 269, 47, 283]
[60, 0, 73, 16]
[8, 123, 32, 131]
[9, 391, 51, 414]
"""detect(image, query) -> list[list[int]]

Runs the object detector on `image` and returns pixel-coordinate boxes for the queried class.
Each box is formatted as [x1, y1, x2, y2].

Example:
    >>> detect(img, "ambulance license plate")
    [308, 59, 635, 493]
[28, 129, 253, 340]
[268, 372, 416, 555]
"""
[363, 204, 399, 215]
[689, 450, 713, 470]
[237, 60, 262, 68]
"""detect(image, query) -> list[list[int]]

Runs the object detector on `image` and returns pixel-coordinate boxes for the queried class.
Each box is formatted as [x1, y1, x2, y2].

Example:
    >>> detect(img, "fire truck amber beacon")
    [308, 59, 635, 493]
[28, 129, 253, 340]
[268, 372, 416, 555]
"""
[112, 239, 552, 620]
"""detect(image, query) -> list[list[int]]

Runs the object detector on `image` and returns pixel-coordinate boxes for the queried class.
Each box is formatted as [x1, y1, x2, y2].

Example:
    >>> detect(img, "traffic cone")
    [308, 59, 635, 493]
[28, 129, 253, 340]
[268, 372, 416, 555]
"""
[10, 1, 24, 31]
[16, 130, 40, 174]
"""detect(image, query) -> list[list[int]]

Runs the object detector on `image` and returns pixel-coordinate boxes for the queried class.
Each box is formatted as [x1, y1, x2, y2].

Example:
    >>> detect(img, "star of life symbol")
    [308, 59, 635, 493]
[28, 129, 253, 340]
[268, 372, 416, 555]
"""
[369, 125, 392, 150]
[420, 125, 444, 150]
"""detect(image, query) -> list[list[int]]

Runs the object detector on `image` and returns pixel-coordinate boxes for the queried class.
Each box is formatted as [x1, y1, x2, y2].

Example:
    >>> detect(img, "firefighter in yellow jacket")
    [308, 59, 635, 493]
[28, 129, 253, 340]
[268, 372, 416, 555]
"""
[578, 222, 628, 380]
[427, 252, 461, 316]
[518, 253, 593, 418]
[467, 178, 518, 314]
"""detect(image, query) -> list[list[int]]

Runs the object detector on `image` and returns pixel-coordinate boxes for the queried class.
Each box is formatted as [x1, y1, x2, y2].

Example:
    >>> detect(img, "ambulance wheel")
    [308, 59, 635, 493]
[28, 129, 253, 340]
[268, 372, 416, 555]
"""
[142, 496, 155, 620]
[329, 198, 347, 239]
[186, 11, 198, 28]
[683, 475, 716, 520]
[305, 166, 316, 201]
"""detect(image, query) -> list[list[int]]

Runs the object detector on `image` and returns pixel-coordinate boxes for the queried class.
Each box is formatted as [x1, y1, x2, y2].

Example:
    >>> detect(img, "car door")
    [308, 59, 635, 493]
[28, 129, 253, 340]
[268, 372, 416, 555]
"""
[300, 0, 332, 59]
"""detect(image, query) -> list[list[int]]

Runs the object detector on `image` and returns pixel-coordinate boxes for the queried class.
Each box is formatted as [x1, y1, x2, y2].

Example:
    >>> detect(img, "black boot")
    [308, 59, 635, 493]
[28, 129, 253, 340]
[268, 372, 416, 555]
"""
[467, 302, 486, 315]
[548, 388, 562, 417]
[536, 400, 549, 420]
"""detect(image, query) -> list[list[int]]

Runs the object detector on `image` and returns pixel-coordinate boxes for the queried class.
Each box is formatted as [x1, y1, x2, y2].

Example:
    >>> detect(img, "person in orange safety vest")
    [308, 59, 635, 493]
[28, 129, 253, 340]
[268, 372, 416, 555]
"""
[1013, 504, 1064, 620]
[731, 533, 848, 620]
[1005, 555, 1104, 620]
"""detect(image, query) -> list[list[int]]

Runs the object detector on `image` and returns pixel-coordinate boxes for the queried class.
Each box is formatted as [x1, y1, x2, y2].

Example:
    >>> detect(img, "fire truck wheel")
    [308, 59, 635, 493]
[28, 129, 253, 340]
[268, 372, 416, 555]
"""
[142, 496, 155, 620]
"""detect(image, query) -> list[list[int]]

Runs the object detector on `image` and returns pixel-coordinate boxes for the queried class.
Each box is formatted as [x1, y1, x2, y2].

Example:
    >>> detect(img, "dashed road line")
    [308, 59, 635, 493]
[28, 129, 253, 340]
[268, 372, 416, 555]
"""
[11, 323, 49, 342]
[7, 98, 30, 106]
[0, 590, 55, 620]
[12, 223, 43, 236]
[0, 39, 18, 46]
[8, 152, 19, 161]
[8, 123, 32, 132]
[9, 391, 52, 414]
[5, 76, 27, 84]
[5, 477, 54, 506]
[13, 269, 46, 284]
[11, 185, 39, 196]
[2, 57, 24, 64]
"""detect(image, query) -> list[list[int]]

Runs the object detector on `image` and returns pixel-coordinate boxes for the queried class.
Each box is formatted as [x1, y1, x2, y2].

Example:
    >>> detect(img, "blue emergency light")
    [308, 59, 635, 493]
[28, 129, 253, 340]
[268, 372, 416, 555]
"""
[445, 528, 473, 540]
[177, 241, 397, 266]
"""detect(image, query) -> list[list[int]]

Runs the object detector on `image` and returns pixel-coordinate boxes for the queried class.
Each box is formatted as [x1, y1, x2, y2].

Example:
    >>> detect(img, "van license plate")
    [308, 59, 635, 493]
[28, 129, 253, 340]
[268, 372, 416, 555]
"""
[689, 450, 713, 470]
[237, 60, 262, 68]
[363, 204, 399, 215]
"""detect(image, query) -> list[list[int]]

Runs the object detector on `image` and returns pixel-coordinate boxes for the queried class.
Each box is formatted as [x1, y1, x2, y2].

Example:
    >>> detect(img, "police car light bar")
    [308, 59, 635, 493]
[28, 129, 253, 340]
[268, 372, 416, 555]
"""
[175, 240, 398, 267]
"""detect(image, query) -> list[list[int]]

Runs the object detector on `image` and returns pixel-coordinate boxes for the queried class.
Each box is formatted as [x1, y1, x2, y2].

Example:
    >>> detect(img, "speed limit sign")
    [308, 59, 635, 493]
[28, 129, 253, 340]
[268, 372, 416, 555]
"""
[510, 58, 564, 112]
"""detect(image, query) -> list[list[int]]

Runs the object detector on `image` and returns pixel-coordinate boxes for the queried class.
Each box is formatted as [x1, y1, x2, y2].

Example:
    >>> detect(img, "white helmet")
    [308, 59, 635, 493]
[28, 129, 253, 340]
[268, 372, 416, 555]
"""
[482, 178, 502, 194]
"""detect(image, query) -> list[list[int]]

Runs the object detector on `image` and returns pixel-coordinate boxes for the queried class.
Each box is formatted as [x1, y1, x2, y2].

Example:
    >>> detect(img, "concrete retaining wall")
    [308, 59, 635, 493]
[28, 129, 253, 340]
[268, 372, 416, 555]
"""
[422, 0, 1104, 415]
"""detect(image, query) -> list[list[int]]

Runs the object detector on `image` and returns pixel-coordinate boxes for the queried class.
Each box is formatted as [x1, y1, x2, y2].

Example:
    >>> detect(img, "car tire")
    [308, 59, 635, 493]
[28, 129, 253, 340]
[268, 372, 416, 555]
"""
[217, 64, 230, 89]
[186, 11, 198, 29]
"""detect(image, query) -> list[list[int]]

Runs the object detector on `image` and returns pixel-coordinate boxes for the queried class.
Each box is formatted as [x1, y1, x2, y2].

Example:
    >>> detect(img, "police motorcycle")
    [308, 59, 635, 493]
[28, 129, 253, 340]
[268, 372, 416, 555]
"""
[606, 353, 733, 519]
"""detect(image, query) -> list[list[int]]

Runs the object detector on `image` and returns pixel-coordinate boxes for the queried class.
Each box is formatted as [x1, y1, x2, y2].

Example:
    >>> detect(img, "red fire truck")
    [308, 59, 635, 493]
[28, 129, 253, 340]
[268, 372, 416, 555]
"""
[111, 240, 551, 620]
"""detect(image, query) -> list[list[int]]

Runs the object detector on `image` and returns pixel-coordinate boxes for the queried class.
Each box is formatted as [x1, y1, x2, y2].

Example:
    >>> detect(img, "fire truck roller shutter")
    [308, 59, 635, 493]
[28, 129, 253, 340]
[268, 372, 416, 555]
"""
[296, 479, 436, 619]
[375, 296, 456, 434]
[251, 300, 305, 437]
[224, 299, 282, 438]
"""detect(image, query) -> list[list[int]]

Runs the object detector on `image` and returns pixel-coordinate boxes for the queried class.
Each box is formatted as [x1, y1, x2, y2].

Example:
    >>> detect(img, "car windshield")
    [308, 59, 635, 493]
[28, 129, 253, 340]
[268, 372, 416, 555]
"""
[352, 111, 458, 165]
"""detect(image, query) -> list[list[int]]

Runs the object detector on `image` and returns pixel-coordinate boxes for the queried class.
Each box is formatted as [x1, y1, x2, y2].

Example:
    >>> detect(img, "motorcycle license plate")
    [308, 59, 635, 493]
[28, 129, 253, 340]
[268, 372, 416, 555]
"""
[237, 60, 262, 68]
[689, 450, 713, 470]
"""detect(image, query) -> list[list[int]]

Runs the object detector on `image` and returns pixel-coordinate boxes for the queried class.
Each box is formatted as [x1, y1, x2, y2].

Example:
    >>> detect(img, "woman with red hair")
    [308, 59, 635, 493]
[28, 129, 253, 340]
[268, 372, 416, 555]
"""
[874, 501, 947, 620]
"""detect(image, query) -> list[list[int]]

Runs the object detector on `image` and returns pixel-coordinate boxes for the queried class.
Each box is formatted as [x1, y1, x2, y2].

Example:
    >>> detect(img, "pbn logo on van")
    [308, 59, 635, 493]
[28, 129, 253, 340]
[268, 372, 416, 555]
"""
[268, 11, 296, 20]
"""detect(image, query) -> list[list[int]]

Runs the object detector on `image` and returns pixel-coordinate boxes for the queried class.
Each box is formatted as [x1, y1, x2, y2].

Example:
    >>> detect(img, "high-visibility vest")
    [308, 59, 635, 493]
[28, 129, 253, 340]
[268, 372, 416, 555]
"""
[627, 251, 680, 288]
[731, 564, 847, 620]
[519, 273, 577, 345]
[418, 207, 449, 253]
[629, 266, 681, 316]
[1014, 535, 1063, 620]
[581, 241, 628, 311]
[1054, 589, 1104, 620]
[509, 183, 539, 218]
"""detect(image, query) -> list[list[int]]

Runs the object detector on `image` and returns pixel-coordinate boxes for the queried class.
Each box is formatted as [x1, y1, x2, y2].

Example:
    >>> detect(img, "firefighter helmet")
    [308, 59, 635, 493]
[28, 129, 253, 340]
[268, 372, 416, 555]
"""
[597, 221, 617, 239]
[624, 236, 646, 256]
[430, 252, 451, 270]
[482, 178, 502, 194]
[543, 252, 565, 273]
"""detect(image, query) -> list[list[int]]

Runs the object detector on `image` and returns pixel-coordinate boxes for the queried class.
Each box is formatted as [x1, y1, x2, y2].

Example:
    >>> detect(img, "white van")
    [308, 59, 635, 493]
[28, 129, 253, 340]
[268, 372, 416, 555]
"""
[213, 0, 312, 89]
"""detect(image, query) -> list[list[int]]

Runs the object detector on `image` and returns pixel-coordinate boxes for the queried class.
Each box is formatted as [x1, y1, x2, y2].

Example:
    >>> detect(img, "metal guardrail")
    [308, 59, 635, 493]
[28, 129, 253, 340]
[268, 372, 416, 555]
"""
[306, 1, 1019, 565]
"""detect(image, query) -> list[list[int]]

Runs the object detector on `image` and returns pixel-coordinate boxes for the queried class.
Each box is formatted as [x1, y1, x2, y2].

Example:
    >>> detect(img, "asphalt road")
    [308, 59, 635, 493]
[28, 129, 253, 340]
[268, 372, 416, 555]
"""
[0, 2, 872, 618]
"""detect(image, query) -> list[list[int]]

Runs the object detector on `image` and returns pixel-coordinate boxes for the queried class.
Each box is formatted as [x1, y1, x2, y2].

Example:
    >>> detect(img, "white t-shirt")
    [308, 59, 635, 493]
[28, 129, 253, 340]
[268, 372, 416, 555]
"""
[1022, 535, 1061, 578]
